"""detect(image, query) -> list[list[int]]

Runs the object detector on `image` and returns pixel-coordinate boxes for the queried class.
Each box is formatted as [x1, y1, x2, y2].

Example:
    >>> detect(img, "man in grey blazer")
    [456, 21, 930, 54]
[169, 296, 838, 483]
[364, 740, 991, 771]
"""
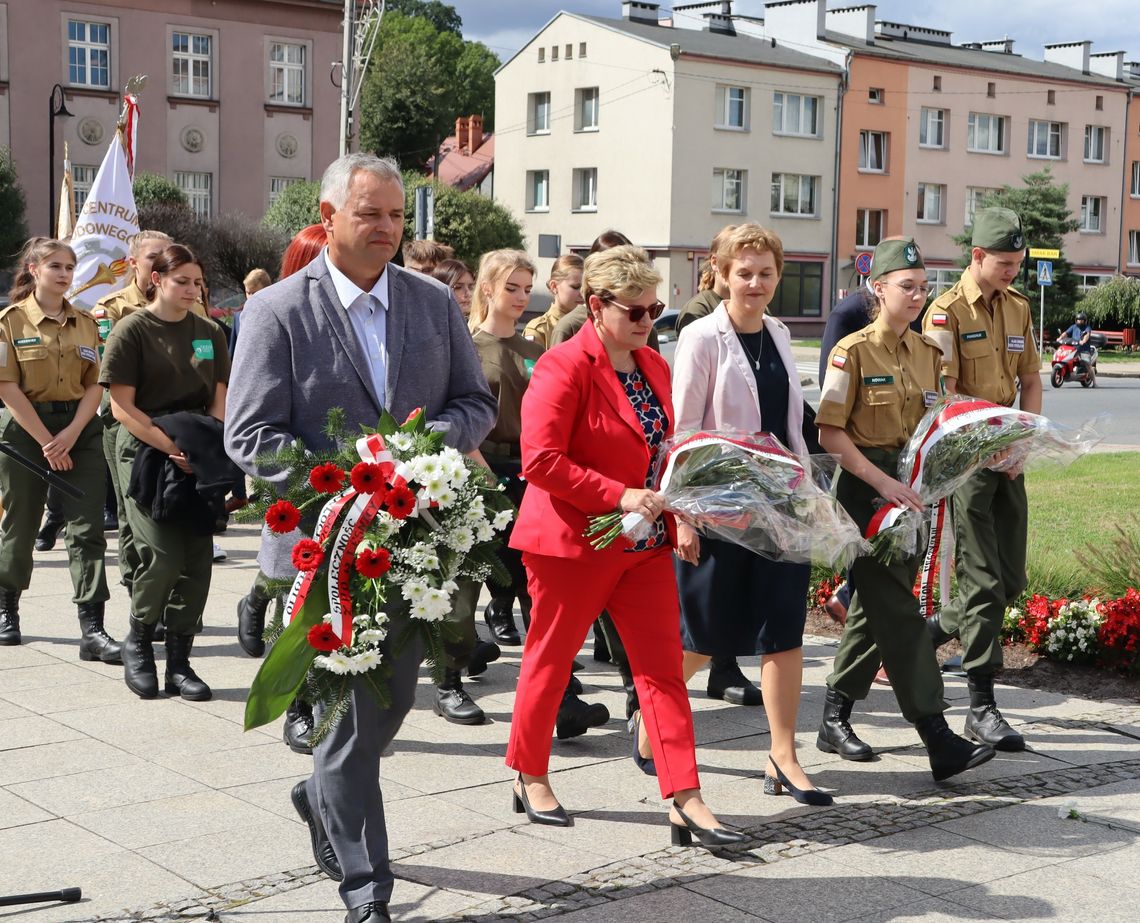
[225, 153, 496, 923]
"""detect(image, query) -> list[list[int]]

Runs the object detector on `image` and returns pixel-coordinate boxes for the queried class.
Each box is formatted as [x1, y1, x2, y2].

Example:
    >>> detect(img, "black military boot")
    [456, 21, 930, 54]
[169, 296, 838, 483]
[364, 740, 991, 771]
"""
[964, 672, 1025, 751]
[283, 697, 314, 754]
[0, 591, 20, 645]
[555, 688, 610, 739]
[707, 656, 762, 706]
[77, 602, 123, 663]
[433, 670, 486, 725]
[926, 612, 957, 648]
[236, 588, 271, 657]
[484, 598, 521, 646]
[34, 513, 65, 552]
[164, 634, 212, 701]
[123, 616, 159, 698]
[592, 620, 612, 663]
[916, 712, 995, 781]
[467, 639, 501, 678]
[816, 686, 874, 761]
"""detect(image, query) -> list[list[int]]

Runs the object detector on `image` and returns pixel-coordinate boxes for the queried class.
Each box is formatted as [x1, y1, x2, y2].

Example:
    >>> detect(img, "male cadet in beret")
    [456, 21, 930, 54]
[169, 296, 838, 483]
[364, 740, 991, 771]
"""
[922, 207, 1042, 753]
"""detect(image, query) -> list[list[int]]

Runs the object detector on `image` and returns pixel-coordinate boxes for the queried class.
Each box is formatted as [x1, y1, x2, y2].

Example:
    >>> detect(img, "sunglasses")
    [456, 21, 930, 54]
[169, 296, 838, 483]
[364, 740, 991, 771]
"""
[605, 298, 666, 323]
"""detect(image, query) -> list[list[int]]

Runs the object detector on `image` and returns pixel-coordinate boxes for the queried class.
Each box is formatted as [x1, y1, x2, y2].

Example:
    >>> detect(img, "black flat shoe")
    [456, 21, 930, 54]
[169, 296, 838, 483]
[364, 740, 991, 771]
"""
[669, 801, 745, 848]
[764, 757, 833, 806]
[345, 901, 390, 922]
[511, 774, 571, 827]
[291, 781, 343, 880]
[627, 712, 656, 777]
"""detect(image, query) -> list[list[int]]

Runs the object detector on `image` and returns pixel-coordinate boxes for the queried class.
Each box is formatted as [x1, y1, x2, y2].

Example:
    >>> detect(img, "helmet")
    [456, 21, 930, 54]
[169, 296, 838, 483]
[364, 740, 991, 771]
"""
[1076, 312, 1088, 322]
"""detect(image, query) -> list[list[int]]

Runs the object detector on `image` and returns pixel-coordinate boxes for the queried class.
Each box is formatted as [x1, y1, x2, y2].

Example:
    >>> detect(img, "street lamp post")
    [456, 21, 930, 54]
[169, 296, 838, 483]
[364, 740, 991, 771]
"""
[47, 83, 73, 234]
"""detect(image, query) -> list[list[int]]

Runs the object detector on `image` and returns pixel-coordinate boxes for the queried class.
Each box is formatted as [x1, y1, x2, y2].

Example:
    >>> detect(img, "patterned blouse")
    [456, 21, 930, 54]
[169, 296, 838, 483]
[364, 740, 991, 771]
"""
[615, 366, 668, 552]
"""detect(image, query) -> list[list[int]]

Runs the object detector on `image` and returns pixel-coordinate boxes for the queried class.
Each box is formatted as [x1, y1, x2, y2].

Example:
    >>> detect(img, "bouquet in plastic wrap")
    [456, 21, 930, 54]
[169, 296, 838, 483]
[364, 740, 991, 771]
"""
[584, 431, 867, 568]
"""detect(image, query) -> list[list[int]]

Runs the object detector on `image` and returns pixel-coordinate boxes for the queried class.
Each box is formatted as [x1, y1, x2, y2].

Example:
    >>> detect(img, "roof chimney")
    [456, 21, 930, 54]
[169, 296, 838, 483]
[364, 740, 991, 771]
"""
[467, 114, 484, 154]
[765, 0, 827, 43]
[979, 38, 1015, 54]
[826, 4, 876, 44]
[455, 116, 469, 154]
[622, 1, 660, 25]
[1090, 51, 1124, 80]
[705, 11, 736, 35]
[1043, 40, 1092, 75]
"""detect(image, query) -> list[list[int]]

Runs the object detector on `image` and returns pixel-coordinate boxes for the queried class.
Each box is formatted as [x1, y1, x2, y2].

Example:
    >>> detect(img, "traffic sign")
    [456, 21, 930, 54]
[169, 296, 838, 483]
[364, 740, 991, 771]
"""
[1029, 248, 1060, 259]
[1037, 261, 1053, 286]
[855, 252, 873, 276]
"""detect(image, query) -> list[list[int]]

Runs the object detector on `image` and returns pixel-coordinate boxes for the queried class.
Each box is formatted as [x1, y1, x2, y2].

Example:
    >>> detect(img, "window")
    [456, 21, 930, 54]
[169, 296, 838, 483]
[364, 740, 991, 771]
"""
[855, 209, 884, 250]
[965, 186, 998, 225]
[572, 167, 597, 211]
[868, 87, 883, 104]
[175, 171, 212, 220]
[769, 261, 823, 317]
[772, 92, 819, 136]
[1080, 195, 1104, 233]
[1130, 230, 1140, 265]
[1084, 125, 1107, 163]
[1078, 273, 1112, 294]
[1047, 89, 1056, 106]
[526, 170, 549, 212]
[575, 87, 599, 131]
[67, 20, 110, 88]
[72, 165, 97, 217]
[537, 47, 545, 63]
[551, 45, 559, 61]
[269, 176, 301, 207]
[715, 85, 748, 130]
[1132, 161, 1140, 197]
[859, 130, 888, 172]
[919, 108, 946, 148]
[1096, 95, 1104, 111]
[527, 92, 551, 135]
[172, 32, 212, 98]
[932, 75, 942, 92]
[926, 268, 958, 298]
[712, 168, 746, 213]
[770, 173, 818, 217]
[1027, 120, 1063, 159]
[916, 183, 944, 223]
[967, 112, 1006, 154]
[579, 42, 587, 58]
[987, 82, 996, 98]
[269, 42, 305, 105]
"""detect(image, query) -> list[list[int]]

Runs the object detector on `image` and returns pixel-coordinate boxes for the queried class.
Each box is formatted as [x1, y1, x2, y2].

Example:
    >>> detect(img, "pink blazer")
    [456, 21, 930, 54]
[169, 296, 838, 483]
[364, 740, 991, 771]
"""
[672, 303, 807, 455]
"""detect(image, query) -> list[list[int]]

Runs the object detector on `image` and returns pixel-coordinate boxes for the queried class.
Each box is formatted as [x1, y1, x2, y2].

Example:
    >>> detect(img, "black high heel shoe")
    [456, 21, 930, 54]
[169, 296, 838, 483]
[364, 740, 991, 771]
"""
[627, 712, 657, 777]
[669, 801, 746, 848]
[511, 774, 571, 827]
[764, 757, 834, 806]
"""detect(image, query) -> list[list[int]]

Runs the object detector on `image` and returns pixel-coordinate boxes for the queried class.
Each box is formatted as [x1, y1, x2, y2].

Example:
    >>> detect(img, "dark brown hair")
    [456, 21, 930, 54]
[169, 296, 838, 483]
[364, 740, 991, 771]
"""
[145, 244, 203, 301]
[8, 237, 77, 303]
[430, 258, 473, 289]
[588, 229, 632, 254]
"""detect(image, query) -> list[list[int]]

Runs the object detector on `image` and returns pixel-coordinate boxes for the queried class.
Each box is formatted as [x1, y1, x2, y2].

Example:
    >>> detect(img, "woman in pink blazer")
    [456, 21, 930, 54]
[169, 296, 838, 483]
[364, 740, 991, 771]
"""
[648, 223, 832, 807]
[506, 246, 743, 849]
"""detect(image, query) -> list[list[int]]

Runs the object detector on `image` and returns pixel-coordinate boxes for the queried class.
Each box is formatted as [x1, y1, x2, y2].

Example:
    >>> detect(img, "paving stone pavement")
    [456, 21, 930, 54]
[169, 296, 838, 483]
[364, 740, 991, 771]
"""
[2, 521, 1138, 922]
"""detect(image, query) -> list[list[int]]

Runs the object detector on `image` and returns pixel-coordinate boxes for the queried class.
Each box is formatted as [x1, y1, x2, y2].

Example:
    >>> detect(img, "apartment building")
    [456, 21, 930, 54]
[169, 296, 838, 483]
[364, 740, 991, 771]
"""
[1122, 67, 1140, 274]
[1, 0, 342, 233]
[493, 2, 843, 330]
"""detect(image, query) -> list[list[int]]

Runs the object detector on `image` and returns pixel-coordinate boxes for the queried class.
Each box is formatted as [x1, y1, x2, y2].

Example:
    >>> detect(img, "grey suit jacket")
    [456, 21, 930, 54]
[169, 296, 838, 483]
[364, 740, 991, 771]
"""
[224, 253, 496, 578]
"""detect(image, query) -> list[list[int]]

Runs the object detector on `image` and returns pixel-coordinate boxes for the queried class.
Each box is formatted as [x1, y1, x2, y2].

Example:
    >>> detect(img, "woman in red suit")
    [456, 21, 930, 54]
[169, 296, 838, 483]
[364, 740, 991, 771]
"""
[505, 246, 743, 849]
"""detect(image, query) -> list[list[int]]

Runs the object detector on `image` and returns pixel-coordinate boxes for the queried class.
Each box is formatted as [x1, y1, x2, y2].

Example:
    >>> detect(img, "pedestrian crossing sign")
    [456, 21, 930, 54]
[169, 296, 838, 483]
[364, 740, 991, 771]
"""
[1037, 261, 1053, 286]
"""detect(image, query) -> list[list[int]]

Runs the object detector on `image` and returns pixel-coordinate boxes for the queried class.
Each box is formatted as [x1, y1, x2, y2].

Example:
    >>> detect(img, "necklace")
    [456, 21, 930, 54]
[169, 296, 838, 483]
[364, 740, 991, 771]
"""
[737, 327, 766, 371]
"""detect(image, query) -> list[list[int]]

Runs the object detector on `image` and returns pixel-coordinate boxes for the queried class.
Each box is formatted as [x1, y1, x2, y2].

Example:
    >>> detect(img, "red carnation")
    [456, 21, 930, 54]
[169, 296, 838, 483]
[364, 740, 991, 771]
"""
[404, 407, 423, 424]
[291, 538, 324, 572]
[307, 623, 342, 653]
[308, 463, 346, 494]
[265, 500, 301, 534]
[355, 547, 392, 579]
[385, 485, 417, 520]
[351, 462, 384, 494]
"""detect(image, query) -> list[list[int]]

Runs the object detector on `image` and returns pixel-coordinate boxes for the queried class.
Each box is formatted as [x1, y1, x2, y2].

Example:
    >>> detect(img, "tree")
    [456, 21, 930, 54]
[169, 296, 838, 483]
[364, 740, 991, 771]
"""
[1078, 275, 1140, 329]
[453, 41, 500, 131]
[136, 202, 211, 264]
[208, 213, 290, 293]
[133, 171, 188, 210]
[262, 180, 321, 237]
[403, 175, 524, 266]
[0, 147, 28, 273]
[385, 0, 462, 35]
[954, 168, 1081, 329]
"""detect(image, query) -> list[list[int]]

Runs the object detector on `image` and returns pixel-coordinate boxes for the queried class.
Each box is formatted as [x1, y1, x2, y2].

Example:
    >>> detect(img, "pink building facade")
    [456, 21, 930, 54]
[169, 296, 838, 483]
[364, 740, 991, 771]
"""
[0, 0, 342, 234]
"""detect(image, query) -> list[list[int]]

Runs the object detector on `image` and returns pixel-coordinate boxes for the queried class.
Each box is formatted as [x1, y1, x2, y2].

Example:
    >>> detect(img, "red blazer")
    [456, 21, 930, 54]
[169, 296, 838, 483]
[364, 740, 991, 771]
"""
[511, 320, 677, 560]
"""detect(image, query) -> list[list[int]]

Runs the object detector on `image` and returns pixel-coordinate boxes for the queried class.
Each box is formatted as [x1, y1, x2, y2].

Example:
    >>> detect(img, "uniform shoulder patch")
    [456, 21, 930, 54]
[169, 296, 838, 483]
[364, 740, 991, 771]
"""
[831, 350, 847, 369]
[929, 311, 949, 327]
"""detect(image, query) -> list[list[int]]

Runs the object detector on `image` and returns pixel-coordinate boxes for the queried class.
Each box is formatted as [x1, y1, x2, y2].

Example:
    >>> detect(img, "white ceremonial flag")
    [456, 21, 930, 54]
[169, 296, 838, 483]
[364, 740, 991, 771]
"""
[56, 141, 75, 240]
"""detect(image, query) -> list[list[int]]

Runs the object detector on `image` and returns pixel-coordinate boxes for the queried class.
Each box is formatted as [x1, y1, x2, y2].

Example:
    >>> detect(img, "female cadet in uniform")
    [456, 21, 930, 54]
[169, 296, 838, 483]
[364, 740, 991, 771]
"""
[431, 259, 476, 316]
[814, 238, 995, 782]
[101, 244, 230, 701]
[0, 238, 120, 662]
[522, 254, 584, 348]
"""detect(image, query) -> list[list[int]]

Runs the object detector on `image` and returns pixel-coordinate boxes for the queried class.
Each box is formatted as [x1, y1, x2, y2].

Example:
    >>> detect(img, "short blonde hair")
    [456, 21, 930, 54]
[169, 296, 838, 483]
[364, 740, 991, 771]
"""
[582, 245, 661, 305]
[244, 268, 272, 291]
[469, 249, 536, 332]
[715, 223, 784, 278]
[130, 229, 173, 257]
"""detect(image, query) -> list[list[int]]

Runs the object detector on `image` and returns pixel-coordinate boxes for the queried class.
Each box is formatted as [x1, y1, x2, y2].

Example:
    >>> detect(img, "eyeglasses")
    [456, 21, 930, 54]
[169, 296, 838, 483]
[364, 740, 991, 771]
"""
[605, 298, 666, 323]
[880, 280, 930, 299]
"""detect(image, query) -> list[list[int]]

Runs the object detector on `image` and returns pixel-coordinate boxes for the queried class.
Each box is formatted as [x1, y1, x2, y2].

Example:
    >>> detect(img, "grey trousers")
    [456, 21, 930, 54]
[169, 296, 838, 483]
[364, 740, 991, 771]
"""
[308, 626, 425, 909]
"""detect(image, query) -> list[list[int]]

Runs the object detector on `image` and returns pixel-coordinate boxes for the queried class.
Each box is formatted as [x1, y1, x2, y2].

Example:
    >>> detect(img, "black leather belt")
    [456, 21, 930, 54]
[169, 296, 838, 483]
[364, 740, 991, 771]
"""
[33, 400, 79, 413]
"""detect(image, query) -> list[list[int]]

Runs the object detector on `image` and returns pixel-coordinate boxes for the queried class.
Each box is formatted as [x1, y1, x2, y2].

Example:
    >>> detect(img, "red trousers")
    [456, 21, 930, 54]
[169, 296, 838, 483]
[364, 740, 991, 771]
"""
[505, 546, 700, 799]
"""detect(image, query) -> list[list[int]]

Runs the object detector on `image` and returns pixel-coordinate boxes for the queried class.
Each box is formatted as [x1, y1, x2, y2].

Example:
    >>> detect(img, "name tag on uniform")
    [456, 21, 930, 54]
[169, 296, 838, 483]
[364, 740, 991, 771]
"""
[863, 375, 894, 385]
[961, 330, 987, 342]
[1006, 335, 1026, 353]
[14, 336, 40, 347]
[78, 345, 99, 363]
[97, 318, 112, 340]
[924, 390, 938, 407]
[523, 358, 536, 378]
[192, 339, 215, 360]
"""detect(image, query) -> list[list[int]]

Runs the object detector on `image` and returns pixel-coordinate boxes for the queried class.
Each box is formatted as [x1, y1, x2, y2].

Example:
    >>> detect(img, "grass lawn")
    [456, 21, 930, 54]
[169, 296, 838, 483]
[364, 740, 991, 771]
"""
[794, 338, 822, 348]
[1025, 452, 1140, 598]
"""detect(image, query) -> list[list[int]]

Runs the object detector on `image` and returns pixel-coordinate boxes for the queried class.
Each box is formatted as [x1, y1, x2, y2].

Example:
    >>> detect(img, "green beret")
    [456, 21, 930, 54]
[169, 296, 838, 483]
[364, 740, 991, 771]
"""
[972, 207, 1026, 252]
[870, 238, 924, 281]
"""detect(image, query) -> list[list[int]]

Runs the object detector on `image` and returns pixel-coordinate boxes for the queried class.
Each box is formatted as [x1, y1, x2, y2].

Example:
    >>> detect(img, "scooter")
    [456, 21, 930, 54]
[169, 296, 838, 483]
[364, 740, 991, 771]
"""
[1050, 341, 1097, 389]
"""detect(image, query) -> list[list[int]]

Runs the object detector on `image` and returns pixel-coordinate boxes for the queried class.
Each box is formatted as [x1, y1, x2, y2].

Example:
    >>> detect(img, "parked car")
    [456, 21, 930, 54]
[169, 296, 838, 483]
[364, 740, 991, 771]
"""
[654, 309, 680, 342]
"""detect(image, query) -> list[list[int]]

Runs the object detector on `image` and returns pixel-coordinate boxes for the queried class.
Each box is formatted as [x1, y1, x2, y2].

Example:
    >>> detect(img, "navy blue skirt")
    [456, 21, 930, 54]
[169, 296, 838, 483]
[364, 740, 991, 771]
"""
[677, 537, 810, 657]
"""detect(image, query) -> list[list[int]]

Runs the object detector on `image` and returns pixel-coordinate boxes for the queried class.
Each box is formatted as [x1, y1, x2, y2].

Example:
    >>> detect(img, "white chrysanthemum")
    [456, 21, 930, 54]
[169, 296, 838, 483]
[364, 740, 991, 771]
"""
[353, 615, 372, 628]
[403, 581, 429, 602]
[433, 487, 457, 509]
[493, 509, 514, 531]
[357, 628, 387, 645]
[413, 456, 442, 480]
[423, 475, 449, 499]
[386, 433, 414, 453]
[475, 523, 494, 543]
[321, 612, 335, 624]
[441, 579, 459, 595]
[351, 649, 382, 672]
[447, 526, 475, 554]
[320, 651, 354, 675]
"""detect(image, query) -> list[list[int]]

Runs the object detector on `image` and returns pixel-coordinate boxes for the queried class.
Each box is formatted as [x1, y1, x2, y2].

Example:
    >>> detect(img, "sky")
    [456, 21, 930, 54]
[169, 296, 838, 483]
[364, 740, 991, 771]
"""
[447, 0, 1140, 67]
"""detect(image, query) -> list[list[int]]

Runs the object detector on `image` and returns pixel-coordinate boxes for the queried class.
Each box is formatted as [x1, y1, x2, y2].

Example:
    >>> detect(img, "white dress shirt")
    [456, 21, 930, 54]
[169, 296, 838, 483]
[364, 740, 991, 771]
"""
[323, 248, 389, 408]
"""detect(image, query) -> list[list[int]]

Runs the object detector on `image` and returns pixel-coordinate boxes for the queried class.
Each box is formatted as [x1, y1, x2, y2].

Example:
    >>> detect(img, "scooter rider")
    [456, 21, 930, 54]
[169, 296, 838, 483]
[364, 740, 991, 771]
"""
[1059, 312, 1094, 376]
